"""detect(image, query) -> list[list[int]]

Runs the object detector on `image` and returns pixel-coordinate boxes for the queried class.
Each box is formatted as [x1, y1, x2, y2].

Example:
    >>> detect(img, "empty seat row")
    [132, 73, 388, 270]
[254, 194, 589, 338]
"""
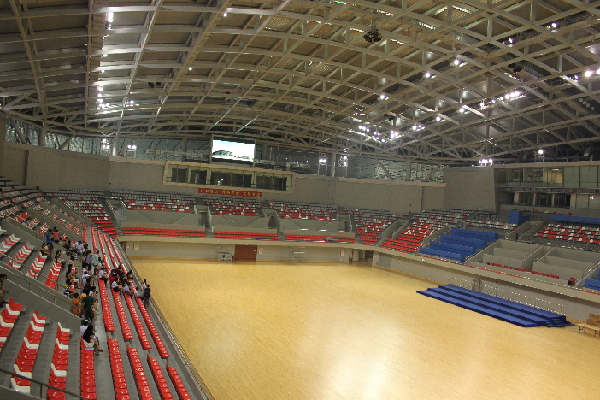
[124, 295, 152, 350]
[135, 297, 169, 358]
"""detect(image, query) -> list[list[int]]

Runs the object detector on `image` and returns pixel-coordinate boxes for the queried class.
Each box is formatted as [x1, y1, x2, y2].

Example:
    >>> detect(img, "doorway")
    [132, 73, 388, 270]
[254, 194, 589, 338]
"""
[235, 245, 257, 261]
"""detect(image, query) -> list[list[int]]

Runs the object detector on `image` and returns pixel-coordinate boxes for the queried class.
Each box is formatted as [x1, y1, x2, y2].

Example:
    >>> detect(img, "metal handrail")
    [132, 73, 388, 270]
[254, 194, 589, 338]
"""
[0, 366, 83, 399]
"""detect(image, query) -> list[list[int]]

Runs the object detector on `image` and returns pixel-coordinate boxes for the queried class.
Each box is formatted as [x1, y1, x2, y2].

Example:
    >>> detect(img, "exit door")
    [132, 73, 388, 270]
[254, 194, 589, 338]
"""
[235, 245, 257, 261]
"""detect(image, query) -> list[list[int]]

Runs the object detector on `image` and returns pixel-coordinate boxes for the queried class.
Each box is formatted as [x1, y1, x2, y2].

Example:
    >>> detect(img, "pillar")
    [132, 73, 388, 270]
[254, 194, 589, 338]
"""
[404, 161, 412, 181]
[38, 124, 46, 147]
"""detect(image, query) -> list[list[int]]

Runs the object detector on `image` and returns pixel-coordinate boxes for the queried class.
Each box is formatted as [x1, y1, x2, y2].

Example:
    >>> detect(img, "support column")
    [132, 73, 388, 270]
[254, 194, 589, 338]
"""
[181, 137, 188, 162]
[111, 132, 120, 157]
[404, 161, 412, 181]
[0, 118, 6, 175]
[331, 152, 337, 177]
[38, 124, 46, 147]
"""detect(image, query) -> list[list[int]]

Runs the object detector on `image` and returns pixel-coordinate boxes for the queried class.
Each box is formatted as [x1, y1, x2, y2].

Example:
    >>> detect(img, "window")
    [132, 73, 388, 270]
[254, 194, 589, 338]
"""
[535, 193, 552, 207]
[554, 194, 570, 208]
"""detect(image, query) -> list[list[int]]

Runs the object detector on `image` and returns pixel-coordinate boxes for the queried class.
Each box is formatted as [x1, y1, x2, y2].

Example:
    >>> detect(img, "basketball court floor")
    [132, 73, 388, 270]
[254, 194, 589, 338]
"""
[131, 258, 600, 400]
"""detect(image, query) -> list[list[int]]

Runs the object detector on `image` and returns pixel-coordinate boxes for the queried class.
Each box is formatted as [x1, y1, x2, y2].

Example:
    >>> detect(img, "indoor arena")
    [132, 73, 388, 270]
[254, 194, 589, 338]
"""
[2, 0, 600, 399]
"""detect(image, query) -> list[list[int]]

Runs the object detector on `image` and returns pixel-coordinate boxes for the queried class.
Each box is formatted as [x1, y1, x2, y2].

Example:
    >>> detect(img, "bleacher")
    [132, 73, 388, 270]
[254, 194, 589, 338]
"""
[50, 191, 119, 237]
[536, 223, 600, 244]
[418, 285, 572, 327]
[420, 228, 499, 263]
[379, 210, 469, 254]
[268, 201, 336, 221]
[0, 184, 204, 399]
[113, 190, 194, 213]
[204, 196, 263, 216]
[350, 209, 401, 245]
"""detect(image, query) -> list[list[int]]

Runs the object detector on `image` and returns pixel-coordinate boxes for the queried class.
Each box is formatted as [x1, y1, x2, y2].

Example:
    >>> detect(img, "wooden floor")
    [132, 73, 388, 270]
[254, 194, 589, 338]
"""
[132, 258, 600, 400]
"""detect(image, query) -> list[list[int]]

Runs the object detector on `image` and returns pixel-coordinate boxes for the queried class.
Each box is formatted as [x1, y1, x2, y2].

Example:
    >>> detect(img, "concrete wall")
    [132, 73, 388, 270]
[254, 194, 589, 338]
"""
[1, 142, 447, 215]
[376, 252, 600, 321]
[123, 240, 350, 263]
[443, 166, 496, 211]
[3, 145, 28, 184]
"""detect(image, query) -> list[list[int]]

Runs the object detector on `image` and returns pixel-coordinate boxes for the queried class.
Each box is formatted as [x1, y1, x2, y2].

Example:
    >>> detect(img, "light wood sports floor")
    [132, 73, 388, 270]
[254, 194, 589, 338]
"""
[132, 258, 600, 400]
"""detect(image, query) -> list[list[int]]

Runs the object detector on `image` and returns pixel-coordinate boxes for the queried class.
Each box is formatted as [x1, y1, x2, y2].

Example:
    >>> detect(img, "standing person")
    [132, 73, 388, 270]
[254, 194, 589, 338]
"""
[92, 250, 101, 274]
[81, 289, 95, 321]
[52, 227, 60, 243]
[0, 274, 8, 306]
[142, 285, 151, 308]
[45, 229, 53, 246]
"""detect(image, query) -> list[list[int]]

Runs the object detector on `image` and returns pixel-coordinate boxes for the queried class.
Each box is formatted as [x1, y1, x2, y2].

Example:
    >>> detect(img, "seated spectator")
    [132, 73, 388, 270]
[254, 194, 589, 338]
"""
[71, 293, 80, 316]
[82, 325, 103, 355]
[122, 283, 133, 297]
[97, 267, 108, 283]
[80, 320, 89, 336]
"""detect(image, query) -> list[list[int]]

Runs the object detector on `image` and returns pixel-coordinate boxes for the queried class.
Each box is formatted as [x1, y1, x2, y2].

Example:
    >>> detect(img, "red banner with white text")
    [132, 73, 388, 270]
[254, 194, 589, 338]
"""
[198, 188, 262, 197]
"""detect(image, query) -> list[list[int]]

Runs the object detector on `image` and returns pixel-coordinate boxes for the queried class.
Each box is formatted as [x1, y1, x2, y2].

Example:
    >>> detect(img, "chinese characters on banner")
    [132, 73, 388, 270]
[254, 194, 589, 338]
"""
[198, 188, 262, 197]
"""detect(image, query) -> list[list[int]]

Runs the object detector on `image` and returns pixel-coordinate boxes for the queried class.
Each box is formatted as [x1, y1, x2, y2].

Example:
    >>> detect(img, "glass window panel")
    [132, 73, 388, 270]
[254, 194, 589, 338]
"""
[535, 193, 552, 207]
[546, 168, 563, 187]
[507, 169, 522, 186]
[555, 194, 570, 208]
[563, 167, 580, 188]
[496, 169, 507, 185]
[516, 192, 534, 206]
[580, 166, 597, 188]
[190, 169, 207, 185]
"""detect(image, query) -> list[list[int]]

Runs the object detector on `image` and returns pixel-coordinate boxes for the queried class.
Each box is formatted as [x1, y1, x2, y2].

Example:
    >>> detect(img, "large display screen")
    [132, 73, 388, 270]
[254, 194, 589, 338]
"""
[211, 137, 255, 164]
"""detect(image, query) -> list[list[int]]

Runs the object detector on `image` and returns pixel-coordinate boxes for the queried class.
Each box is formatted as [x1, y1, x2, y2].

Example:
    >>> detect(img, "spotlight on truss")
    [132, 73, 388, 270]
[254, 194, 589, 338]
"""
[363, 20, 382, 43]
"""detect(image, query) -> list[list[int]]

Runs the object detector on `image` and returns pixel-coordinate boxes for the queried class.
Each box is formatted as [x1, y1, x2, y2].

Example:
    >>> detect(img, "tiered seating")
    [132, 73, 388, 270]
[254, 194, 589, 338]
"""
[121, 227, 206, 238]
[26, 252, 47, 279]
[485, 262, 560, 279]
[11, 312, 47, 395]
[112, 288, 134, 341]
[213, 232, 279, 241]
[204, 196, 262, 216]
[0, 205, 20, 219]
[80, 339, 98, 400]
[0, 233, 20, 256]
[127, 345, 154, 399]
[0, 298, 22, 348]
[167, 365, 192, 400]
[420, 228, 498, 263]
[536, 223, 600, 244]
[418, 285, 572, 327]
[284, 234, 355, 244]
[44, 261, 62, 289]
[124, 295, 152, 350]
[379, 222, 436, 253]
[98, 280, 116, 333]
[268, 200, 336, 220]
[47, 323, 70, 399]
[136, 297, 169, 358]
[466, 219, 517, 231]
[6, 243, 34, 269]
[52, 191, 119, 236]
[113, 190, 194, 213]
[351, 209, 401, 245]
[147, 354, 175, 400]
[380, 210, 468, 253]
[107, 338, 129, 399]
